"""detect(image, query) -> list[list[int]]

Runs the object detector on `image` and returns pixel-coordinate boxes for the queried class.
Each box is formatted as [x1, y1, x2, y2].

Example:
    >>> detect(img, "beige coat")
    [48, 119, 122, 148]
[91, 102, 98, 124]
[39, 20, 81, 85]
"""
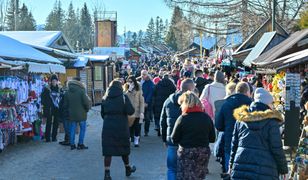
[125, 84, 145, 121]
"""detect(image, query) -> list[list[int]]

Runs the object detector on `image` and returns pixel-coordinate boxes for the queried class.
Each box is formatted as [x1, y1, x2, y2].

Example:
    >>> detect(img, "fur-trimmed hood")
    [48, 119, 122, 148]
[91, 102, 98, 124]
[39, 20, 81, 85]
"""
[68, 80, 86, 92]
[234, 105, 284, 123]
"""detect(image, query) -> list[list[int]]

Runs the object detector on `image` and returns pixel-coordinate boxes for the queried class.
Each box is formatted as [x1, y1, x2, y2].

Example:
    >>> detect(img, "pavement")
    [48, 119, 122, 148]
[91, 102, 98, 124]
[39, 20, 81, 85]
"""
[0, 106, 221, 180]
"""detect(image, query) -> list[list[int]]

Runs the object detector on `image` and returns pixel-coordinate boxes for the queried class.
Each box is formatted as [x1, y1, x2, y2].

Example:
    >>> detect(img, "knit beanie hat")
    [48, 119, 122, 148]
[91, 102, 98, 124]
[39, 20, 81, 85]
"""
[254, 88, 273, 105]
[50, 74, 58, 82]
[214, 71, 225, 84]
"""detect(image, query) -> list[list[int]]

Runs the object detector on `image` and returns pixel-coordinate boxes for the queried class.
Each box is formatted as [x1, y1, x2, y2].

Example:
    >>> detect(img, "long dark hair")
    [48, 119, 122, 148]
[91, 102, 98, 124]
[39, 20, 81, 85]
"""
[127, 75, 140, 91]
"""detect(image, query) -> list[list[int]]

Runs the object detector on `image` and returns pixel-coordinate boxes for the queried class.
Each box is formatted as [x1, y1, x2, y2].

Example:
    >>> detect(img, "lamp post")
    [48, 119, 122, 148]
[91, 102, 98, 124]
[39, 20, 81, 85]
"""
[272, 0, 277, 31]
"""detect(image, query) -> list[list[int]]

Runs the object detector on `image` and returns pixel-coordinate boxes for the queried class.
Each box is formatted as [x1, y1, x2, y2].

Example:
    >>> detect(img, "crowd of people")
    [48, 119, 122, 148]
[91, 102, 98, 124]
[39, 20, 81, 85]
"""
[40, 56, 308, 180]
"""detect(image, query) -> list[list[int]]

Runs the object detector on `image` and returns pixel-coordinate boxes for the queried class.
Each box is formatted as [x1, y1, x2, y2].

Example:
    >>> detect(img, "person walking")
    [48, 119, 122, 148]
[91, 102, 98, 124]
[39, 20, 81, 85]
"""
[41, 74, 62, 142]
[215, 82, 252, 173]
[230, 88, 288, 179]
[171, 91, 215, 180]
[101, 80, 136, 180]
[153, 74, 176, 136]
[140, 70, 154, 136]
[124, 76, 145, 147]
[194, 69, 207, 97]
[200, 71, 226, 119]
[160, 79, 196, 180]
[63, 77, 91, 150]
[58, 81, 70, 146]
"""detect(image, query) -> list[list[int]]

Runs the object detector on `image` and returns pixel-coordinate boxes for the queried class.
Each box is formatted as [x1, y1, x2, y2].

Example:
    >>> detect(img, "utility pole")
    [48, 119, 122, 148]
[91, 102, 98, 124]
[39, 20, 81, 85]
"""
[199, 30, 203, 58]
[272, 0, 277, 31]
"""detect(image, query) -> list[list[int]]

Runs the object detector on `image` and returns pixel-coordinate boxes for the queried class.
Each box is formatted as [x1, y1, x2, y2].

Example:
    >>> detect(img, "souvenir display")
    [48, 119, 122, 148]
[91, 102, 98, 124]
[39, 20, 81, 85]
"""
[0, 75, 46, 152]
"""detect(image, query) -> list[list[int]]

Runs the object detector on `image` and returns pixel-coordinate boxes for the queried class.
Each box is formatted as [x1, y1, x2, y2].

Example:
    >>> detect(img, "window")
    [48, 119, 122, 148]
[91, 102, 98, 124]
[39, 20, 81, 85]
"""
[94, 66, 102, 81]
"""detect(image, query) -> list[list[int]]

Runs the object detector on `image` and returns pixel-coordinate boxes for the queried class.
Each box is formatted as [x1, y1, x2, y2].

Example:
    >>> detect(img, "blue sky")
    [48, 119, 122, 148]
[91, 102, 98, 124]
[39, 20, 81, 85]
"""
[21, 0, 172, 33]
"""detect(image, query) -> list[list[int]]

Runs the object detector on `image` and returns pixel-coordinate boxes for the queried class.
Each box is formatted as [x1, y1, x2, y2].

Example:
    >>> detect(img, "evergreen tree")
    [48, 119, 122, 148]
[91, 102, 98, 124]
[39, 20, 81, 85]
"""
[165, 28, 177, 50]
[155, 16, 160, 43]
[130, 32, 138, 47]
[164, 19, 169, 40]
[145, 17, 155, 44]
[45, 0, 65, 31]
[6, 0, 19, 31]
[79, 3, 93, 50]
[17, 3, 35, 30]
[159, 18, 164, 41]
[137, 30, 143, 46]
[64, 2, 78, 48]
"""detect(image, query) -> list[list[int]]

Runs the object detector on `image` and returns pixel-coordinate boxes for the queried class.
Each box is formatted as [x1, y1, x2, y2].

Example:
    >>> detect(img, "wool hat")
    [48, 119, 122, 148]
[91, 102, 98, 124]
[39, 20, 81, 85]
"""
[214, 71, 225, 84]
[254, 88, 273, 105]
[50, 74, 58, 81]
[183, 71, 192, 78]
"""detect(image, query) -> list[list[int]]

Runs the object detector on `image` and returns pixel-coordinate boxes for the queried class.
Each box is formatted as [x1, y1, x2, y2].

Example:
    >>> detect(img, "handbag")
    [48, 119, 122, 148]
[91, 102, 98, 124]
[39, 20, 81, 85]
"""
[201, 86, 214, 119]
[123, 95, 135, 127]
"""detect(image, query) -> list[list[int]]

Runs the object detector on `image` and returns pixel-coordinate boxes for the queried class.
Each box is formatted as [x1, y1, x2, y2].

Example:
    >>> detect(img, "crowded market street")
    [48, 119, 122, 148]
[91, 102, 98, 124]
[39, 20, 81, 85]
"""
[0, 106, 221, 180]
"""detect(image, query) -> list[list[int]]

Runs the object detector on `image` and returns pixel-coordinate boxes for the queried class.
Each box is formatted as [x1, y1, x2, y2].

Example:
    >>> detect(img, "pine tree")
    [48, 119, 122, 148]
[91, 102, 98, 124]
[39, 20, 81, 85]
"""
[130, 32, 138, 47]
[165, 28, 177, 50]
[17, 3, 35, 31]
[45, 0, 65, 31]
[145, 17, 155, 44]
[155, 16, 160, 43]
[159, 18, 164, 42]
[164, 19, 169, 40]
[6, 0, 19, 31]
[64, 2, 78, 48]
[79, 3, 93, 50]
[137, 30, 143, 46]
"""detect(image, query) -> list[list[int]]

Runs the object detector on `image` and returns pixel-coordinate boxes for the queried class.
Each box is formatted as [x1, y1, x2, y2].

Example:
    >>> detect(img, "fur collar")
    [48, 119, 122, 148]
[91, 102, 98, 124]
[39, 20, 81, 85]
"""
[68, 80, 85, 89]
[233, 105, 284, 123]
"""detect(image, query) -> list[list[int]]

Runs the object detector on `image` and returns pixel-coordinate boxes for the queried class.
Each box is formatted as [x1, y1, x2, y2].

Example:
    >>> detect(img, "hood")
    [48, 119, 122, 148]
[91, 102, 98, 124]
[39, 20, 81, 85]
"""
[234, 103, 284, 123]
[169, 92, 182, 106]
[210, 82, 225, 89]
[159, 78, 174, 87]
[226, 93, 252, 109]
[105, 86, 123, 98]
[195, 77, 207, 86]
[68, 80, 85, 93]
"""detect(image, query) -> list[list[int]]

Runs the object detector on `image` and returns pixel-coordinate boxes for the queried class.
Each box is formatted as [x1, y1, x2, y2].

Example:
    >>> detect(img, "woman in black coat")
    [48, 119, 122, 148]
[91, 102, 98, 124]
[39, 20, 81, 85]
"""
[230, 88, 288, 180]
[101, 80, 136, 180]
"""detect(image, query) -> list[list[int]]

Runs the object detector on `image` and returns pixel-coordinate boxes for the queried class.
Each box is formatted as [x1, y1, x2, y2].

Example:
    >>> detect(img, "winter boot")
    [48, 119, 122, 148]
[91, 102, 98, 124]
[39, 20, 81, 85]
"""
[125, 165, 136, 177]
[134, 136, 140, 147]
[104, 170, 112, 180]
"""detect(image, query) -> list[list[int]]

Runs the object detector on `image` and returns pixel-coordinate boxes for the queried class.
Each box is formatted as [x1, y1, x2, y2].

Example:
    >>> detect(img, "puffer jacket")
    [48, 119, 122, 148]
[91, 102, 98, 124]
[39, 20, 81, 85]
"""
[230, 102, 288, 180]
[125, 83, 145, 119]
[152, 77, 176, 119]
[160, 92, 182, 146]
[215, 93, 252, 154]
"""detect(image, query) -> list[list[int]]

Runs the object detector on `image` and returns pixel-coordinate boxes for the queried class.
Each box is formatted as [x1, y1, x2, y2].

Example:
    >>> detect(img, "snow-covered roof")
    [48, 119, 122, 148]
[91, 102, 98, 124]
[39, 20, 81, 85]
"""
[93, 47, 127, 57]
[0, 34, 61, 64]
[74, 55, 110, 68]
[0, 31, 75, 54]
[0, 31, 61, 47]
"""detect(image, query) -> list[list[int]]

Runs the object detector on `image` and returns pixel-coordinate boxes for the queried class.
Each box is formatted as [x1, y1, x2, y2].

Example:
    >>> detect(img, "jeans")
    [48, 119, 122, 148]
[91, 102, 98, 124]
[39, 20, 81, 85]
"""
[167, 145, 178, 180]
[63, 120, 70, 141]
[130, 118, 141, 138]
[144, 107, 152, 134]
[224, 152, 231, 172]
[70, 121, 86, 145]
[154, 118, 160, 130]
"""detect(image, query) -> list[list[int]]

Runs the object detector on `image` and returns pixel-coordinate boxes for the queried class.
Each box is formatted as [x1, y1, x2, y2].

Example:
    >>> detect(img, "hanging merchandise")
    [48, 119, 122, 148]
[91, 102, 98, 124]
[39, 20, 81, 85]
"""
[0, 74, 47, 152]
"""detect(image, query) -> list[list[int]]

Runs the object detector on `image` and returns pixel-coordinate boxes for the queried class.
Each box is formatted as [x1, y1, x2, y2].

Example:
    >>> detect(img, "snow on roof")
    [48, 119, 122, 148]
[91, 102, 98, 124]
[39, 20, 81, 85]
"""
[0, 31, 61, 47]
[74, 55, 110, 68]
[0, 34, 61, 64]
[93, 47, 127, 57]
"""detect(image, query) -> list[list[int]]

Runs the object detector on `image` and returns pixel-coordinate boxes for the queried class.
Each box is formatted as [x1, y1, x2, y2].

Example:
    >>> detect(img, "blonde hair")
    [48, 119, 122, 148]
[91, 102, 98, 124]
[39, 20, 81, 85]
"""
[178, 91, 202, 110]
[226, 82, 237, 96]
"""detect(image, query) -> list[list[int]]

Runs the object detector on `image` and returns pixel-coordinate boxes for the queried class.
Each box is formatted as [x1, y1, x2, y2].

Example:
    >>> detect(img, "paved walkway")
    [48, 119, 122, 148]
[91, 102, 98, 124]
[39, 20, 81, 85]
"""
[0, 107, 221, 180]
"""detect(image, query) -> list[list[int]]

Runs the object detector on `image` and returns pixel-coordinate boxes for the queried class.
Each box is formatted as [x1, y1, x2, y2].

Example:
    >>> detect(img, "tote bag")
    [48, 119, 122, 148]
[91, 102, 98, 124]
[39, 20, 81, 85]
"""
[201, 86, 214, 119]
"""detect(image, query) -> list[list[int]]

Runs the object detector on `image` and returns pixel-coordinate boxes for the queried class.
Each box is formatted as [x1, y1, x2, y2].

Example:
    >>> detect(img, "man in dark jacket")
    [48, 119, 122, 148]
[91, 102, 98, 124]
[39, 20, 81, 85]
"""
[64, 77, 91, 150]
[194, 69, 207, 97]
[141, 70, 154, 136]
[41, 74, 62, 142]
[230, 88, 288, 179]
[215, 82, 252, 173]
[153, 74, 176, 136]
[160, 79, 195, 180]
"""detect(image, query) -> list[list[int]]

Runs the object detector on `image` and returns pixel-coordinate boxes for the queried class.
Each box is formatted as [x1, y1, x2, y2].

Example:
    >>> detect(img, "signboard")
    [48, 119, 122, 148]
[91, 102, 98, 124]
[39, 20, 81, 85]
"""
[284, 73, 301, 146]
